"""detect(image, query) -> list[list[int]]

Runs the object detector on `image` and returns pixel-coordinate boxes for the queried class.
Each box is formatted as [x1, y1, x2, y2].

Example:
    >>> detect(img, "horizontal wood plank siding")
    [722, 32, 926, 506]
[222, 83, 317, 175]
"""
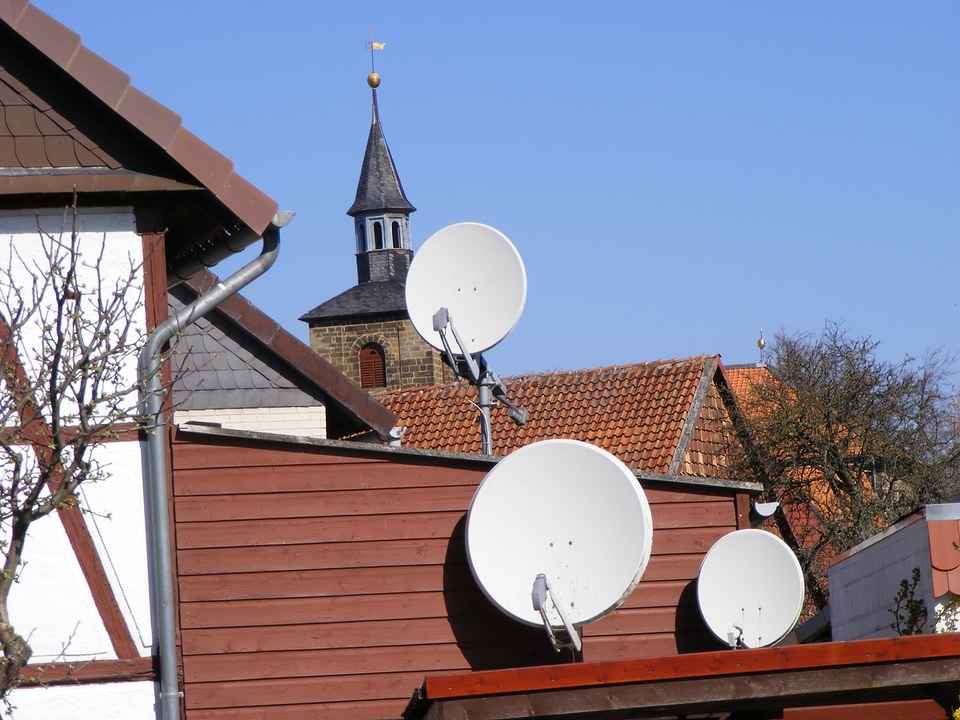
[172, 433, 743, 719]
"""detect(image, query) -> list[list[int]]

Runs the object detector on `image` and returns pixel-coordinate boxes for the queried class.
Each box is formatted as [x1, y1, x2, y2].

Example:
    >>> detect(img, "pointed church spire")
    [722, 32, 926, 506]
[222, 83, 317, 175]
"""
[348, 74, 416, 217]
[349, 72, 416, 284]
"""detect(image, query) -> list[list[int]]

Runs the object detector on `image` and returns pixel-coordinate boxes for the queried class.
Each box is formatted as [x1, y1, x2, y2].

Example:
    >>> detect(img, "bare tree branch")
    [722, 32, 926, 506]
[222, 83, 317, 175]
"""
[0, 201, 156, 698]
[731, 322, 960, 608]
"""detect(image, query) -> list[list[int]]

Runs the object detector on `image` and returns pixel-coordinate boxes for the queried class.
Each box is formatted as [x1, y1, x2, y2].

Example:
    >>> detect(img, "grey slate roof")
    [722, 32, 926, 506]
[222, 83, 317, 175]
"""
[169, 271, 399, 440]
[170, 292, 318, 411]
[299, 279, 407, 323]
[347, 91, 415, 217]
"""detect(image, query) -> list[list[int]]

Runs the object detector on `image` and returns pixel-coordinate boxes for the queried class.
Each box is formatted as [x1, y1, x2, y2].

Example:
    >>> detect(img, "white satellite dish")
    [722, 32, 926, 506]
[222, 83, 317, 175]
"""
[697, 529, 804, 649]
[405, 222, 526, 355]
[466, 439, 654, 651]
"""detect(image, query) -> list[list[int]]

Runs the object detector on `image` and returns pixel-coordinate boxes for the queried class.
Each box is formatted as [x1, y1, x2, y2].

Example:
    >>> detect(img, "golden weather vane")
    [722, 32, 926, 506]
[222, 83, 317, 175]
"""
[365, 25, 386, 73]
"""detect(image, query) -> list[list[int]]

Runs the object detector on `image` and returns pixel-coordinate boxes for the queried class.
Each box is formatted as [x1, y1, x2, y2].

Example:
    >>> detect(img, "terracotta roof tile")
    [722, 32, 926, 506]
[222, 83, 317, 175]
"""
[724, 364, 775, 407]
[380, 356, 739, 478]
[929, 520, 960, 597]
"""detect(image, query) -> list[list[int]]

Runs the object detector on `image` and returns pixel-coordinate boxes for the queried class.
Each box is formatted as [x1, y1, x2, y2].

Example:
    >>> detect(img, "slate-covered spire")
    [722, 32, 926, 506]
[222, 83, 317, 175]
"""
[348, 72, 415, 284]
[348, 77, 416, 217]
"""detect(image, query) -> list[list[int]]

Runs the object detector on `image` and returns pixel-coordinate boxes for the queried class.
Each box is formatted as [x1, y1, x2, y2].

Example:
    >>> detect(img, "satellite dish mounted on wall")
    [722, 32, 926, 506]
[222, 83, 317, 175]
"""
[696, 529, 805, 649]
[406, 222, 528, 454]
[466, 440, 654, 653]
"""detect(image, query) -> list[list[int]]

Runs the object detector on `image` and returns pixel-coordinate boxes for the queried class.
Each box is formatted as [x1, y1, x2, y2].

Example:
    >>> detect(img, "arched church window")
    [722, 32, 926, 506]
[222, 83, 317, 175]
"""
[392, 221, 402, 248]
[357, 223, 367, 253]
[359, 343, 386, 388]
[373, 221, 384, 250]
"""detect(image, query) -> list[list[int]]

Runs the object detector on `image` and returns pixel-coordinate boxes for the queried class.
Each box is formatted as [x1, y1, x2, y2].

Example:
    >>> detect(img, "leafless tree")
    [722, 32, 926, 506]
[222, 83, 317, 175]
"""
[732, 323, 960, 607]
[0, 202, 148, 700]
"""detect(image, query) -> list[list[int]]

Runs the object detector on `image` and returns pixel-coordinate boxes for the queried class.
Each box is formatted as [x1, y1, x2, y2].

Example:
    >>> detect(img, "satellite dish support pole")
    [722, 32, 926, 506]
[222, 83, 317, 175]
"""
[434, 308, 523, 455]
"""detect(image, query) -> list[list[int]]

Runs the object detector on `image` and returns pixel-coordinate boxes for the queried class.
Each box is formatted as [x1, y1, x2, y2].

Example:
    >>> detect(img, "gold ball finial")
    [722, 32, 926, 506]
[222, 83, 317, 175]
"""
[758, 337, 766, 349]
[367, 72, 381, 89]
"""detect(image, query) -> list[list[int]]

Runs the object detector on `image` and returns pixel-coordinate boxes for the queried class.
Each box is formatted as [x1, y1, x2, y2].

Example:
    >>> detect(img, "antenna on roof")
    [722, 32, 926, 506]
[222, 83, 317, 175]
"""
[405, 223, 528, 455]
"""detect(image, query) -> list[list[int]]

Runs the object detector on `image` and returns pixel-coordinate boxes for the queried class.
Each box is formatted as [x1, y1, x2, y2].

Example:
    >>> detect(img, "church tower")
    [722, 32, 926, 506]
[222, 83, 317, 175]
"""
[300, 72, 454, 392]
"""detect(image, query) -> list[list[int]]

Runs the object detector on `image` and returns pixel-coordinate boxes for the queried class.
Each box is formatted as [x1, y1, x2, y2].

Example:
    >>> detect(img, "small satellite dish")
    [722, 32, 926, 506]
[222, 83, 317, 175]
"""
[405, 222, 526, 355]
[466, 440, 653, 650]
[697, 529, 804, 649]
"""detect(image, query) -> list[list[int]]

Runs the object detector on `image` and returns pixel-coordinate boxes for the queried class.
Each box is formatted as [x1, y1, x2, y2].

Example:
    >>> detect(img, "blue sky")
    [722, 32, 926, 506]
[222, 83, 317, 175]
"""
[32, 1, 960, 377]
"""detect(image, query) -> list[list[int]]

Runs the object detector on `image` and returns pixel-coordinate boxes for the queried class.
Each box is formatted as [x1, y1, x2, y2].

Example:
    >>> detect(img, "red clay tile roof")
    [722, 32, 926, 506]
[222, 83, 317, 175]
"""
[380, 356, 739, 478]
[723, 364, 775, 408]
[928, 519, 960, 597]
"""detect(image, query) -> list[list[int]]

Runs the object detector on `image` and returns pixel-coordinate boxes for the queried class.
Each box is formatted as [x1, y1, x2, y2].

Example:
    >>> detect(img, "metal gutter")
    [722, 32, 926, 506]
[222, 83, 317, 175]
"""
[137, 211, 292, 720]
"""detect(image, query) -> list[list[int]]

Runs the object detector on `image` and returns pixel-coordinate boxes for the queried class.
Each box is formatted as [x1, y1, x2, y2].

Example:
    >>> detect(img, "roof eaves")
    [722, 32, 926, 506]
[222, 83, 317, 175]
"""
[0, 1, 278, 236]
[174, 422, 500, 468]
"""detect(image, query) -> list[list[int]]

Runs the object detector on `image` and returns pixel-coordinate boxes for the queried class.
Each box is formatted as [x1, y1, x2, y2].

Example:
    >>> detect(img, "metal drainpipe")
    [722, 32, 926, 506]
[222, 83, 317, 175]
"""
[138, 213, 291, 720]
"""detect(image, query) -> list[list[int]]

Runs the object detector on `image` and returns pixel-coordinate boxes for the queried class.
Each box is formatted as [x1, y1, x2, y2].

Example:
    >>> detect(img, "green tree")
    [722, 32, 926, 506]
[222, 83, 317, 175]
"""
[733, 323, 960, 608]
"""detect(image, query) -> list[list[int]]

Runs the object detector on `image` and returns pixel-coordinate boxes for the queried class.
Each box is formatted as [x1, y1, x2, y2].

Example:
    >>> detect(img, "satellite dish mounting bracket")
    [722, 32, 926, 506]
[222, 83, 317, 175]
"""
[532, 574, 582, 653]
[433, 307, 527, 455]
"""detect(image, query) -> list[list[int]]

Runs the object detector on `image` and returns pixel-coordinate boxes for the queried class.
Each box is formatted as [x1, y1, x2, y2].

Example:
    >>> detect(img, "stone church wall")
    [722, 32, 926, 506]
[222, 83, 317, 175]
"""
[308, 317, 453, 391]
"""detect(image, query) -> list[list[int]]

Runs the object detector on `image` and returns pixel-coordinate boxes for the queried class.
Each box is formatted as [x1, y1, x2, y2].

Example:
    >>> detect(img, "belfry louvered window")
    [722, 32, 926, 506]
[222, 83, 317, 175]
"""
[359, 343, 386, 388]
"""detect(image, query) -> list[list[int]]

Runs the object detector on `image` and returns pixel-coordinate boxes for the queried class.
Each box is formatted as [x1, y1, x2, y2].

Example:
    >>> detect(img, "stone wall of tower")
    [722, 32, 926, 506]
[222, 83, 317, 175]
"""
[308, 316, 454, 392]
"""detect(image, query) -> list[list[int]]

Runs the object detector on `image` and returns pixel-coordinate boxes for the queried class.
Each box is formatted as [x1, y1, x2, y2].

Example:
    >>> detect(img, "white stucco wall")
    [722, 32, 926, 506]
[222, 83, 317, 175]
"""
[0, 209, 154, 710]
[0, 208, 146, 421]
[10, 679, 155, 720]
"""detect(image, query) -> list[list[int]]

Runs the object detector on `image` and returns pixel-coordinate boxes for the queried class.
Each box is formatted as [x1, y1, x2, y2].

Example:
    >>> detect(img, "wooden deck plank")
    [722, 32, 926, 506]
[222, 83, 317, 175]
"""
[423, 634, 960, 699]
[184, 671, 428, 709]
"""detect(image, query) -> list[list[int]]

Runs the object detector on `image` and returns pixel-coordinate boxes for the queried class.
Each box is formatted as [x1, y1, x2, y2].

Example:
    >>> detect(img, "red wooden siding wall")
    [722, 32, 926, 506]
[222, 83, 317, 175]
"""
[171, 432, 748, 720]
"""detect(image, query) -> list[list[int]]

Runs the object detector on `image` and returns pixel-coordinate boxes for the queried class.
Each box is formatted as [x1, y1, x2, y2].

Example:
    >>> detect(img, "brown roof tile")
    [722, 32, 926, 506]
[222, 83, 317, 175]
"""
[0, 1, 278, 238]
[379, 356, 740, 478]
[10, 3, 80, 69]
[66, 46, 129, 107]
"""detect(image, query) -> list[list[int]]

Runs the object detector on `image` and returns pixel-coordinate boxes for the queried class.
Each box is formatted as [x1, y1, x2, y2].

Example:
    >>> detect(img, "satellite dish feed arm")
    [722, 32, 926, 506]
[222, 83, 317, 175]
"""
[532, 574, 582, 653]
[433, 308, 481, 382]
[482, 363, 529, 426]
[492, 383, 528, 425]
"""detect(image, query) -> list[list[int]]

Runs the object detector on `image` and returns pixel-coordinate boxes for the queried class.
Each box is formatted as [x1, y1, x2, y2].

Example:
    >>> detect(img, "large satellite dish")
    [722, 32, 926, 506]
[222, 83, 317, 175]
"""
[405, 222, 529, 455]
[697, 529, 804, 649]
[466, 440, 653, 651]
[405, 222, 526, 355]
